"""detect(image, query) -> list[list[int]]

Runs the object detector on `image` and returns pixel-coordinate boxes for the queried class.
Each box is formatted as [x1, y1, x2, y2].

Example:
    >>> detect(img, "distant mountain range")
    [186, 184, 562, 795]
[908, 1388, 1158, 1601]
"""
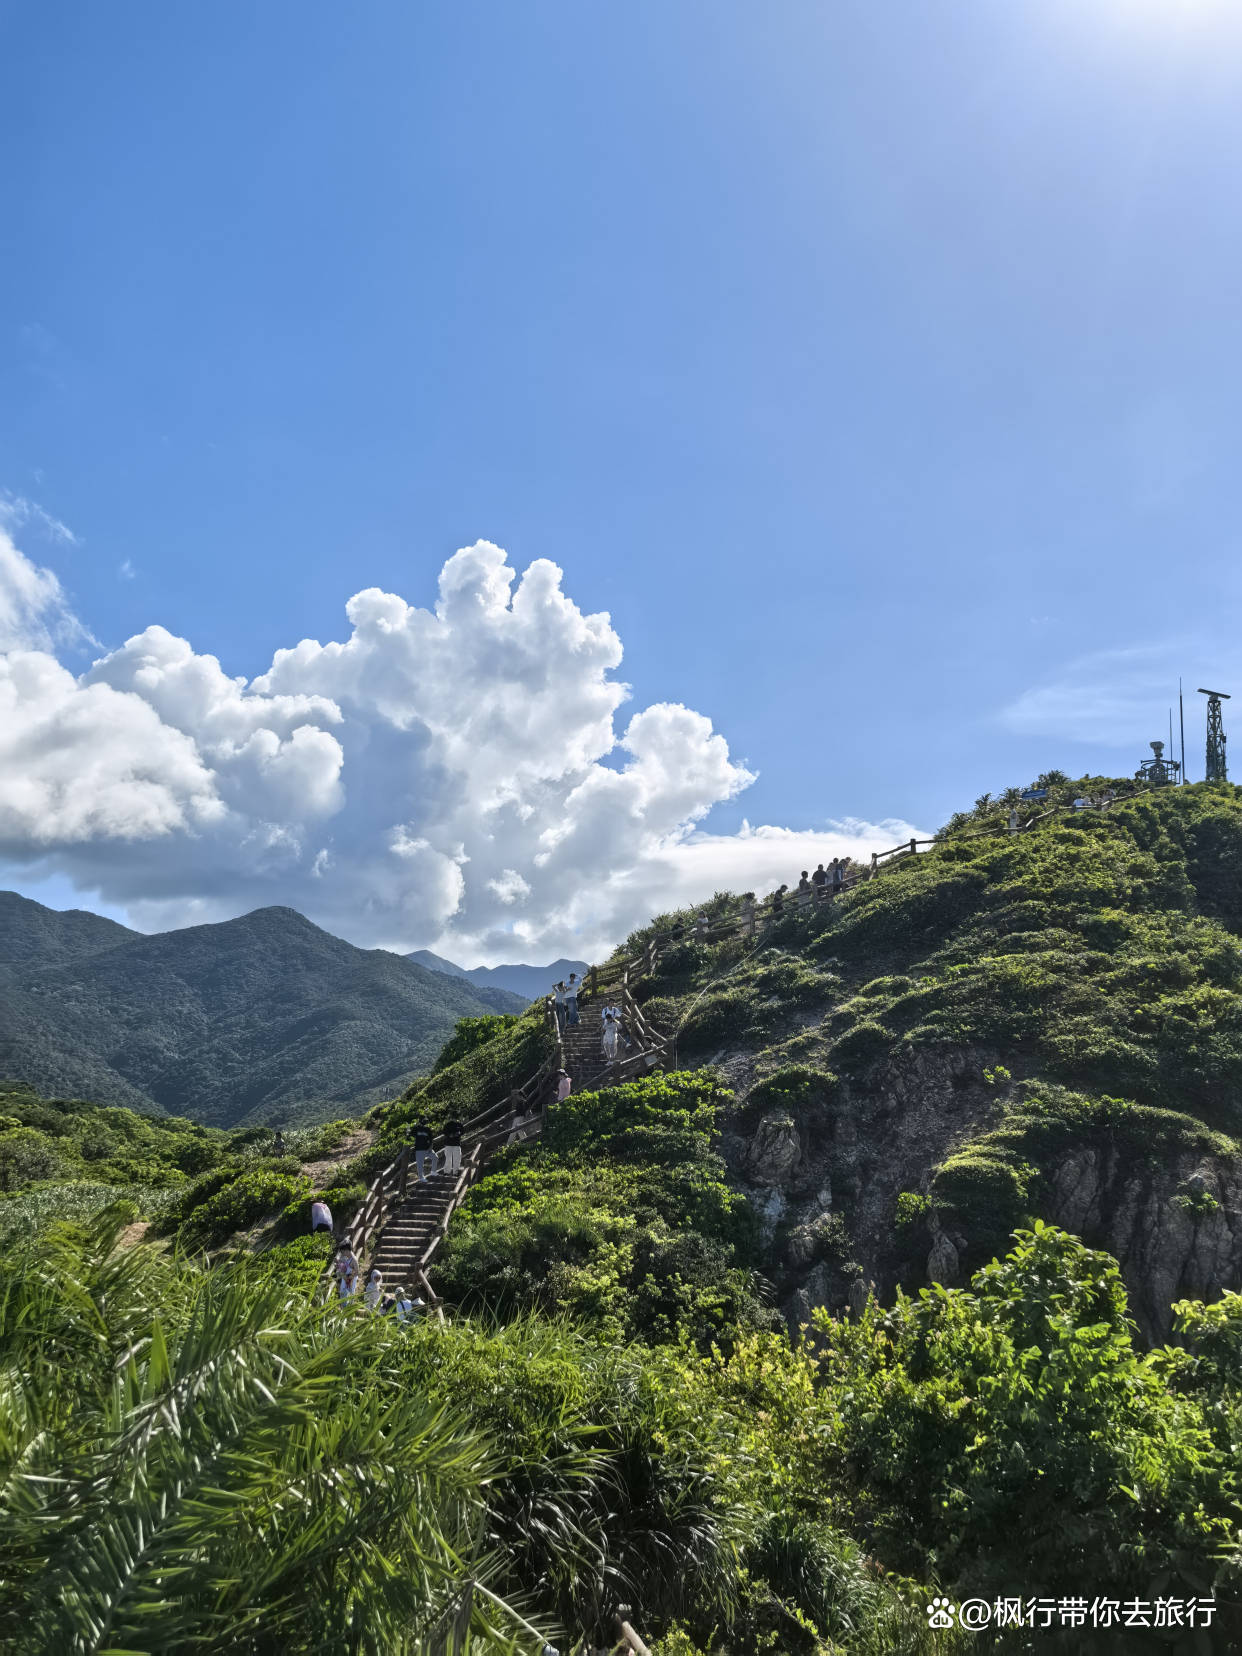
[405, 950, 590, 1003]
[0, 892, 526, 1129]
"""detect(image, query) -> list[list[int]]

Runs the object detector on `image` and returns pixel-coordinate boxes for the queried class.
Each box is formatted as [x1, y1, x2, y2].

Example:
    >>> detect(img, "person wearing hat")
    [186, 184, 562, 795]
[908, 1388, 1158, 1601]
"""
[389, 1286, 424, 1323]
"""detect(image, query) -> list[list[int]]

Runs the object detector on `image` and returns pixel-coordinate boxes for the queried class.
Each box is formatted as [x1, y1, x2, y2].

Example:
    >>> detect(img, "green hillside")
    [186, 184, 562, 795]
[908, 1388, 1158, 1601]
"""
[0, 894, 525, 1128]
[8, 779, 1242, 1652]
[610, 776, 1242, 1338]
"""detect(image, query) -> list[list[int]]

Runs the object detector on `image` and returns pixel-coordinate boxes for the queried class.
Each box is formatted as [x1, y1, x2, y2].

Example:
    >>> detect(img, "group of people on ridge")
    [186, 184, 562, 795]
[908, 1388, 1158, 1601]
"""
[770, 858, 850, 916]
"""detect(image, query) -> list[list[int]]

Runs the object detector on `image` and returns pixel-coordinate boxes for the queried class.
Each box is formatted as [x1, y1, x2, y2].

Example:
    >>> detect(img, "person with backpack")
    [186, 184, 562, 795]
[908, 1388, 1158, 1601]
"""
[389, 1286, 424, 1323]
[441, 1117, 463, 1175]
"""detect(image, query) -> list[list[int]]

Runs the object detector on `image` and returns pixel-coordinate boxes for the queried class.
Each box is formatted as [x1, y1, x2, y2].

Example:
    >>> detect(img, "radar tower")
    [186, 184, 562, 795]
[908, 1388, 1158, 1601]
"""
[1198, 688, 1231, 783]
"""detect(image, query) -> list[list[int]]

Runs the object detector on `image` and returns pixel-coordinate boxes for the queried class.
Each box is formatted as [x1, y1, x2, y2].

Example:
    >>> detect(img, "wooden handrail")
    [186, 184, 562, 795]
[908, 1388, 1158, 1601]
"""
[614, 1608, 652, 1655]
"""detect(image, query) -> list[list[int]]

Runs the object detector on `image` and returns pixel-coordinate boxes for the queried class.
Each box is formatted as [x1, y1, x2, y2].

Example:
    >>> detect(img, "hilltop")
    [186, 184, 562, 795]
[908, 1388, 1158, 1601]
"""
[0, 893, 524, 1128]
[613, 774, 1242, 1337]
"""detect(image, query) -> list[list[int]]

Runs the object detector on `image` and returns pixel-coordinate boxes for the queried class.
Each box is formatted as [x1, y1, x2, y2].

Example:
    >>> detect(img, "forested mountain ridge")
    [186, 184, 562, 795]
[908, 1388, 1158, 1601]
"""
[405, 948, 589, 1001]
[0, 894, 523, 1127]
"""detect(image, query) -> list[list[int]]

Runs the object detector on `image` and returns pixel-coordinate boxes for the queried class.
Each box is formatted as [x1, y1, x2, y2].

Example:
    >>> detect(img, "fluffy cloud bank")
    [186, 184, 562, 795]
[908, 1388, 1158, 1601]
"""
[0, 534, 919, 962]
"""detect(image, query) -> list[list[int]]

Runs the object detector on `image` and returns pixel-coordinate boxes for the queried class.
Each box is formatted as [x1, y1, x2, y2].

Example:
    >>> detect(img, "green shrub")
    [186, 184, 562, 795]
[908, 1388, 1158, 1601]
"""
[829, 1020, 891, 1073]
[0, 1128, 63, 1191]
[815, 1223, 1236, 1599]
[178, 1168, 312, 1250]
[437, 1073, 771, 1349]
[384, 1006, 554, 1142]
[432, 1014, 520, 1073]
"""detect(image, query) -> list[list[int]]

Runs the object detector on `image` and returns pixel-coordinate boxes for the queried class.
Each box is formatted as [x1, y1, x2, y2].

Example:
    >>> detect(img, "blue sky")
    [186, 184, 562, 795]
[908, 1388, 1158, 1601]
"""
[3, 1, 1242, 956]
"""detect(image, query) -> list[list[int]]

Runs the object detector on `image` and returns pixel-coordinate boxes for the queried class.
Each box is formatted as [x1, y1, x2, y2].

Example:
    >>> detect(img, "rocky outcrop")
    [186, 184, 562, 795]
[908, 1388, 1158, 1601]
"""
[723, 1042, 1242, 1341]
[1046, 1147, 1242, 1339]
[744, 1111, 801, 1185]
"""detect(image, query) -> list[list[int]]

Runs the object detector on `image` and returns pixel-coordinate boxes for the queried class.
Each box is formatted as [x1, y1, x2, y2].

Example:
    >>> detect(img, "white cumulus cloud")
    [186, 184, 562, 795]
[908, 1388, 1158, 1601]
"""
[0, 533, 921, 962]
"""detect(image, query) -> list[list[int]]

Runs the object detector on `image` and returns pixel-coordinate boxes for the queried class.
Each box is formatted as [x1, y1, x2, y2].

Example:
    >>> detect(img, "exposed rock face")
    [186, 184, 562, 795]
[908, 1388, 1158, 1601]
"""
[926, 1219, 960, 1286]
[723, 1042, 1242, 1341]
[1047, 1147, 1242, 1338]
[745, 1111, 801, 1185]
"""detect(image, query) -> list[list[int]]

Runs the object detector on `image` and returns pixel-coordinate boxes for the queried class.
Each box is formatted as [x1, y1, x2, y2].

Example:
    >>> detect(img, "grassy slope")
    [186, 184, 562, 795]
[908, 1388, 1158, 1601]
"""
[604, 780, 1242, 1283]
[0, 1082, 367, 1252]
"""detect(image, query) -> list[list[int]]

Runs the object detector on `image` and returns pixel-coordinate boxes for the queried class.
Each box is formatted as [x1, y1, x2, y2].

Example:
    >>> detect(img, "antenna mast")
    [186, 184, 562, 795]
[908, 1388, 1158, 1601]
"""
[1179, 679, 1186, 783]
[1199, 688, 1231, 783]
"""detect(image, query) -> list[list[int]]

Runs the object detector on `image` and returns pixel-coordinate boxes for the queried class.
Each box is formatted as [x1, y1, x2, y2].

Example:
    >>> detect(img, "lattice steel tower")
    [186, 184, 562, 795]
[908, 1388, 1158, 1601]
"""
[1198, 688, 1231, 783]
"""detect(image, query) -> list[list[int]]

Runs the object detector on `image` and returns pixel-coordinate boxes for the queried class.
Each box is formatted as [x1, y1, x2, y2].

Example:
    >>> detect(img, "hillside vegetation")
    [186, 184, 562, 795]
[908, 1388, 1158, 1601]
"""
[0, 1081, 366, 1252]
[8, 779, 1242, 1650]
[614, 777, 1242, 1336]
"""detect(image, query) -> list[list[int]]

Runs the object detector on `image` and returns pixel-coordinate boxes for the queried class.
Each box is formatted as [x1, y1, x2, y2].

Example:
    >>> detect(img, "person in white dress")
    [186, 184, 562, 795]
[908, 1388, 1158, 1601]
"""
[601, 1013, 619, 1062]
[363, 1267, 384, 1311]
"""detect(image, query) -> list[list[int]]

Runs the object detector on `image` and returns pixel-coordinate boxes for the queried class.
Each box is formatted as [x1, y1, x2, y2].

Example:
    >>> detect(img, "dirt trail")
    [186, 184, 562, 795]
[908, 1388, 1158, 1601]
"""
[301, 1125, 377, 1188]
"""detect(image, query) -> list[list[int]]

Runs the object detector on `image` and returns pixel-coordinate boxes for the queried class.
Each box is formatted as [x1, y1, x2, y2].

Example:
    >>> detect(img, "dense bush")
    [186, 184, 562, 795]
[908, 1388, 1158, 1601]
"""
[436, 1073, 773, 1348]
[0, 1086, 238, 1219]
[0, 1127, 63, 1191]
[383, 1004, 554, 1142]
[814, 1223, 1241, 1619]
[175, 1167, 312, 1250]
[431, 1013, 519, 1073]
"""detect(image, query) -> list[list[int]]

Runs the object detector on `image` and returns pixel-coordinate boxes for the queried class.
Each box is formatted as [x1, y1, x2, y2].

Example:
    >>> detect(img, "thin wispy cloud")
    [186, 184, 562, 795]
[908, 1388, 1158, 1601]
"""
[0, 490, 79, 547]
[1000, 642, 1236, 749]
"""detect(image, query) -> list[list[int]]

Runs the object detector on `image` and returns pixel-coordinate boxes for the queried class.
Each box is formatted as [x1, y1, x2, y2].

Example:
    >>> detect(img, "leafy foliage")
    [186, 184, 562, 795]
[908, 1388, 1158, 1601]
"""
[383, 1003, 555, 1140]
[432, 1013, 520, 1073]
[0, 1208, 527, 1654]
[436, 1073, 775, 1348]
[812, 1223, 1242, 1617]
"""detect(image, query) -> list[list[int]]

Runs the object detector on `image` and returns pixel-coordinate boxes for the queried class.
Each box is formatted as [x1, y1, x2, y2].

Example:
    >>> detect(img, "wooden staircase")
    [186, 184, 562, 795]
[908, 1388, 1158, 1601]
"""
[344, 955, 686, 1300]
[559, 1008, 615, 1093]
[369, 1168, 462, 1286]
